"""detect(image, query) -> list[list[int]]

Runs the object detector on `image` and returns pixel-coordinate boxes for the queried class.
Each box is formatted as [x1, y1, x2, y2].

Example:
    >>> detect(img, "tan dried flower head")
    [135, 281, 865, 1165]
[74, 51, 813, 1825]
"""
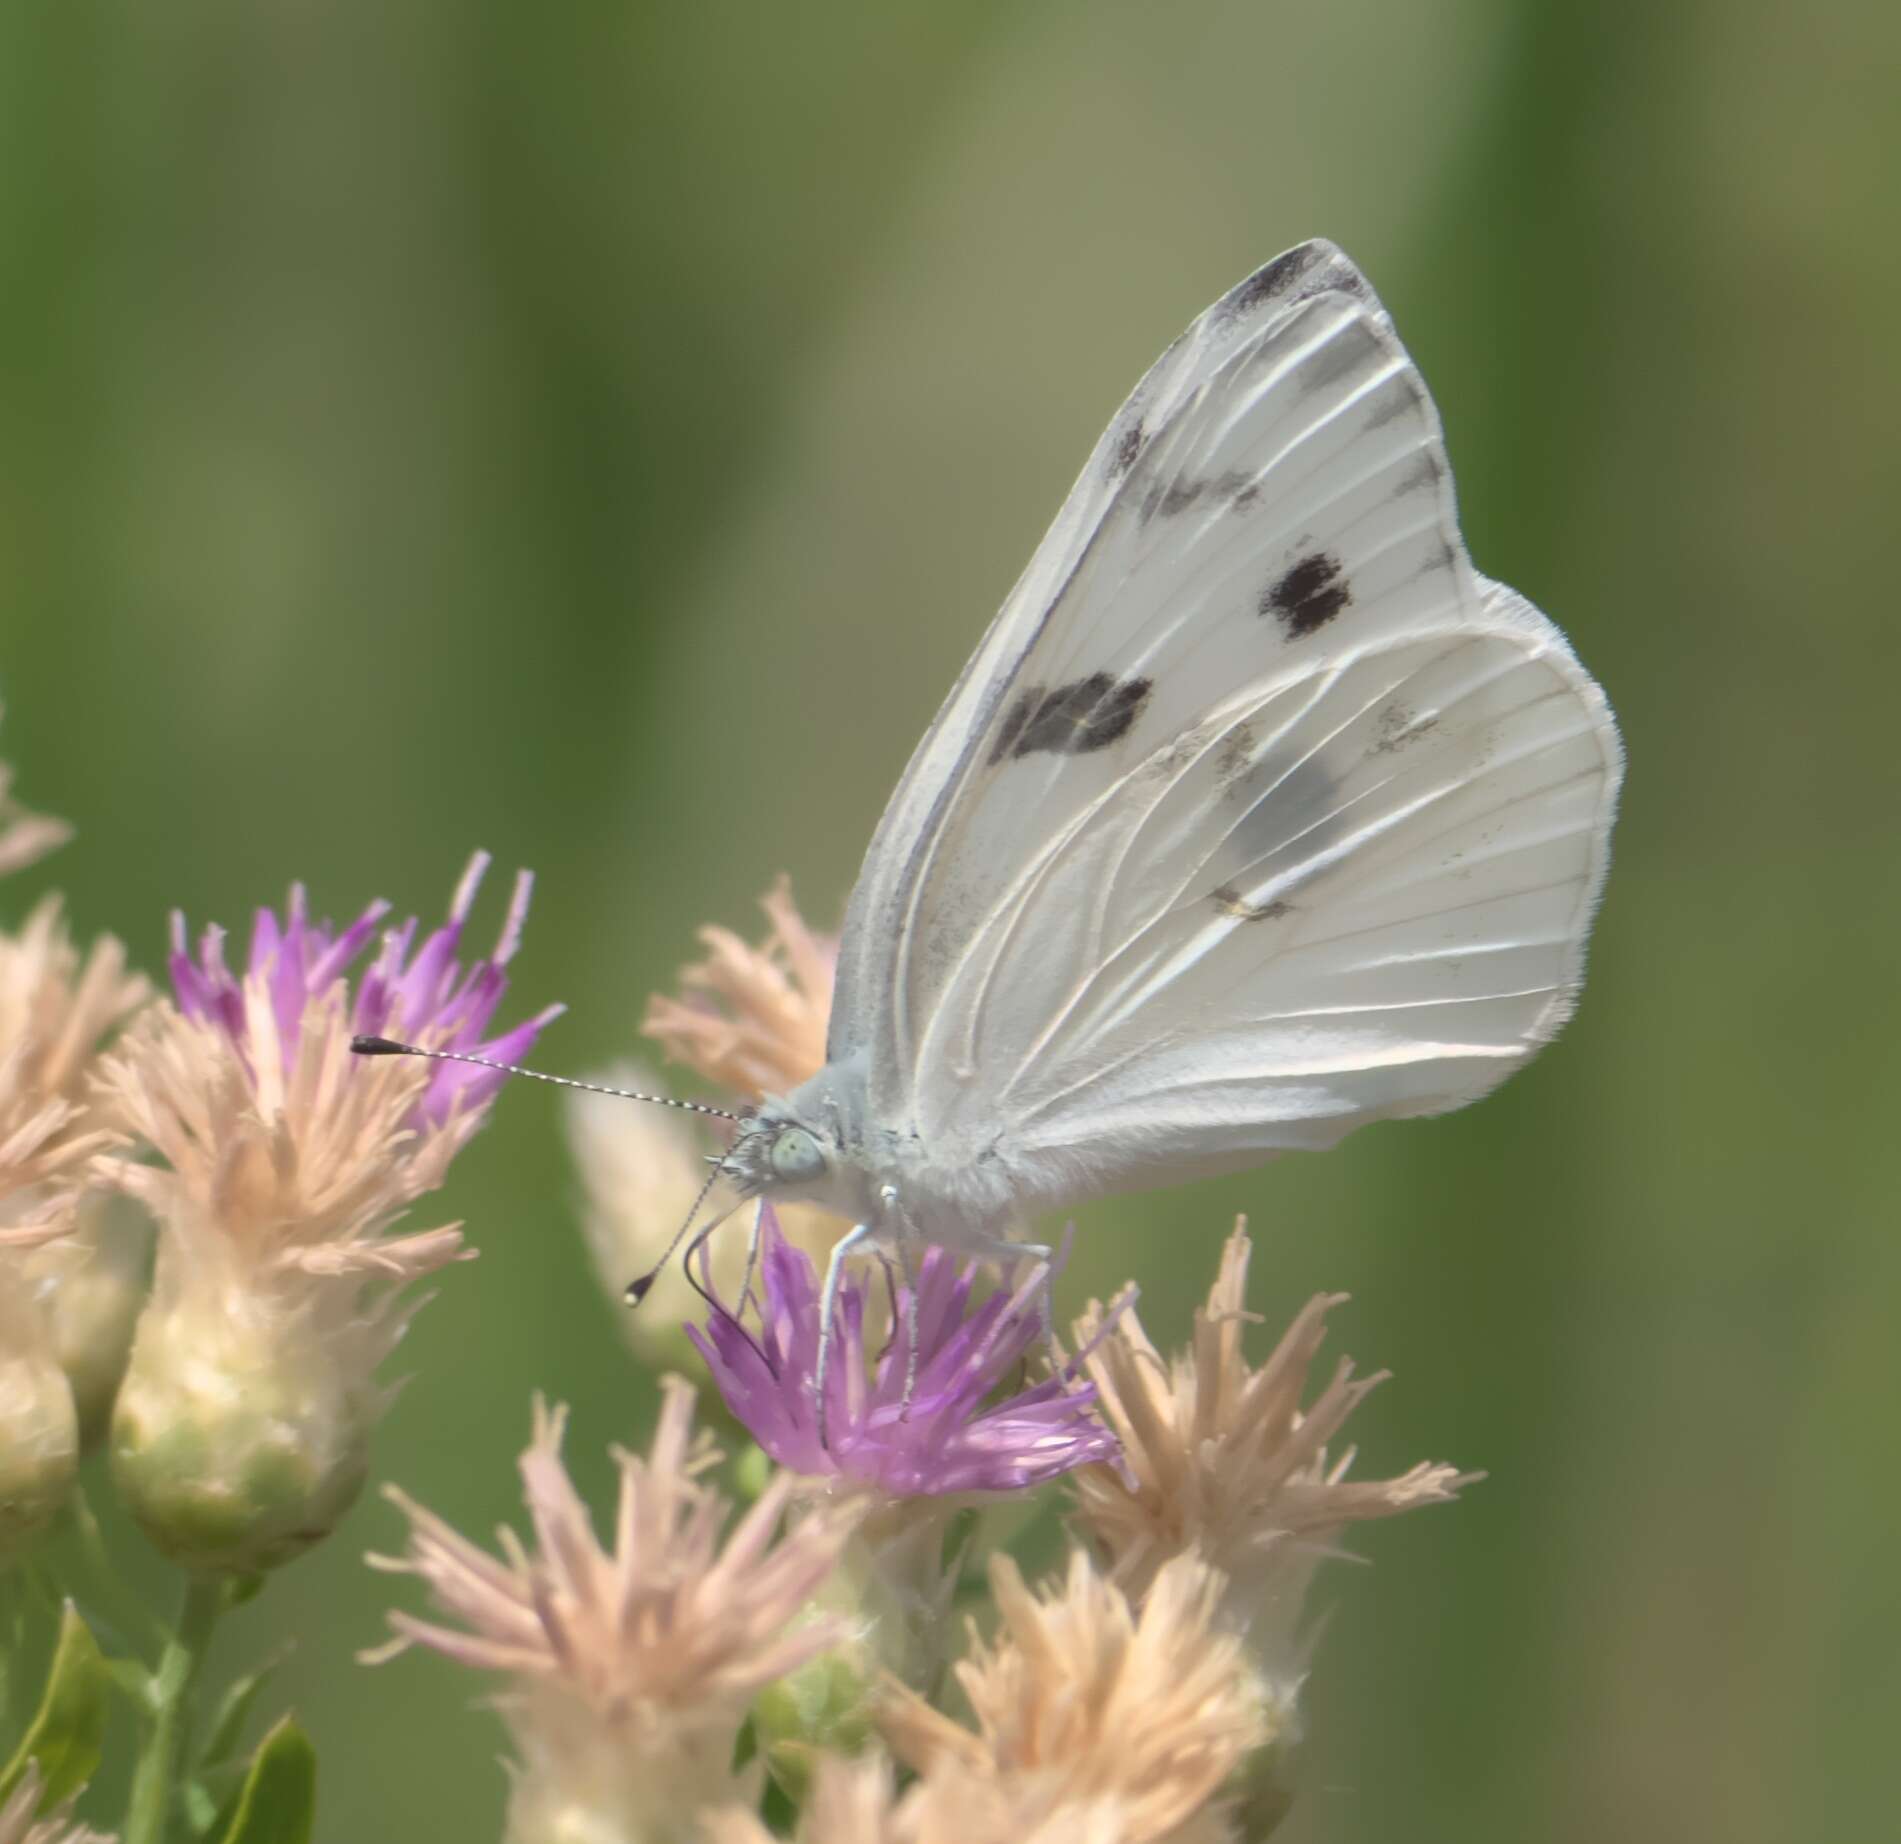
[564, 1061, 846, 1371]
[0, 898, 148, 1247]
[93, 992, 484, 1570]
[371, 1380, 864, 1844]
[95, 988, 475, 1303]
[0, 1760, 114, 1844]
[1068, 1219, 1477, 1649]
[642, 877, 834, 1100]
[881, 1550, 1270, 1844]
[92, 864, 555, 1572]
[0, 708, 72, 882]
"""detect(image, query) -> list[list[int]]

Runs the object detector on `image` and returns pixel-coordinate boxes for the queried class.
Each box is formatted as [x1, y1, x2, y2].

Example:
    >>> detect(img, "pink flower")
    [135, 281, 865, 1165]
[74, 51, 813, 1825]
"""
[689, 1207, 1123, 1498]
[169, 851, 558, 1124]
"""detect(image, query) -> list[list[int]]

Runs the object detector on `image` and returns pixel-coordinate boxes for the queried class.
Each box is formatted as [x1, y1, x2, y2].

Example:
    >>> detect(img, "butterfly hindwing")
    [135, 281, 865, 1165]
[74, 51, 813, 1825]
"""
[827, 242, 1621, 1209]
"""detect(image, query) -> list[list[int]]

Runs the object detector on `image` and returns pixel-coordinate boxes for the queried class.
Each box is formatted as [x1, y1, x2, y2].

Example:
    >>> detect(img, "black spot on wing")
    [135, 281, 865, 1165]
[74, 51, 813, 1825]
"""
[1261, 552, 1351, 638]
[1111, 421, 1144, 477]
[990, 674, 1152, 764]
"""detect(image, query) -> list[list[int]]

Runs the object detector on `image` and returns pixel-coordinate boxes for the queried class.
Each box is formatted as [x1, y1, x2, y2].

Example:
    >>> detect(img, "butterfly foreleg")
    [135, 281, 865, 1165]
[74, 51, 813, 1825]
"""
[815, 1218, 876, 1452]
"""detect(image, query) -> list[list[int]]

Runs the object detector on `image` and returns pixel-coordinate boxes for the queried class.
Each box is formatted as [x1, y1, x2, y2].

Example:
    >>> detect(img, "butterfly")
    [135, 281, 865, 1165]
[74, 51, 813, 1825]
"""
[715, 240, 1622, 1318]
[356, 239, 1623, 1401]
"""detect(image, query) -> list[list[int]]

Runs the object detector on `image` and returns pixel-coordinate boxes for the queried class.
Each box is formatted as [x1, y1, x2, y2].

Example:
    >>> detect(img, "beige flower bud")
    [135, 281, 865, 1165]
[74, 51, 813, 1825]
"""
[0, 1270, 79, 1567]
[109, 1265, 375, 1574]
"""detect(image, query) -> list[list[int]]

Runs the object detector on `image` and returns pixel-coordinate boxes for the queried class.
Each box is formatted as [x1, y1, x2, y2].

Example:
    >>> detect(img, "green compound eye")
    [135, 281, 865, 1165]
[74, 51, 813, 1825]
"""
[768, 1127, 825, 1184]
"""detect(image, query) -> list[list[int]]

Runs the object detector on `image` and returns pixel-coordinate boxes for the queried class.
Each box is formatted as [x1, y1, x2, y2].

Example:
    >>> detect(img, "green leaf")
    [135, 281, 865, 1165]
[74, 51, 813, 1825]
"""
[198, 1648, 287, 1771]
[0, 1601, 111, 1809]
[213, 1716, 316, 1844]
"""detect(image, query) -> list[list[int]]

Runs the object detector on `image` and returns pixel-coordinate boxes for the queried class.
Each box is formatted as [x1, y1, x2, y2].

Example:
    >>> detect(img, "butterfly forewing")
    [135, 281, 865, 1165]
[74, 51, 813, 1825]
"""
[827, 241, 1620, 1209]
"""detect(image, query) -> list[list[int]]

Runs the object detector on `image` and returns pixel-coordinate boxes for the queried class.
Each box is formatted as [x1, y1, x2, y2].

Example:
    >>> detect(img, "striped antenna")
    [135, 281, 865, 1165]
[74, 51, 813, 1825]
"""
[348, 1035, 744, 1122]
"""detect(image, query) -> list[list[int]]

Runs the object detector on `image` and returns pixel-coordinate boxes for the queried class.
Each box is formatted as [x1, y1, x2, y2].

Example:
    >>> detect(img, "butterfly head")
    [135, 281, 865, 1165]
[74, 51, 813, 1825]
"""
[719, 1104, 837, 1201]
[716, 1061, 882, 1223]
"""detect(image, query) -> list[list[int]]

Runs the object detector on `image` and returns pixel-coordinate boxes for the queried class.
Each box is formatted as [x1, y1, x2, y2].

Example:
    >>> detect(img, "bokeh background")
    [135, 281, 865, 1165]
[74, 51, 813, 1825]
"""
[3, 3, 1896, 1840]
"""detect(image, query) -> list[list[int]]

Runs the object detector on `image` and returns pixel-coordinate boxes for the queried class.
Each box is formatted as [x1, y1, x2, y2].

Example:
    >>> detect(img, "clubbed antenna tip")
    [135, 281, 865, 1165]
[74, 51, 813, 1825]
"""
[352, 1034, 408, 1056]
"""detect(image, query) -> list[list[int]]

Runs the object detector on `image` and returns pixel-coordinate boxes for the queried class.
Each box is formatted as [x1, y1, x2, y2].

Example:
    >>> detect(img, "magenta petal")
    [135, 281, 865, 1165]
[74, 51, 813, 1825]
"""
[165, 859, 555, 1132]
[691, 1206, 1123, 1499]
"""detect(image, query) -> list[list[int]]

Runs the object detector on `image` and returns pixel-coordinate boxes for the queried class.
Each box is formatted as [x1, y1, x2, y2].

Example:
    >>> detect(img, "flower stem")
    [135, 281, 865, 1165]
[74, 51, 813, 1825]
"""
[124, 1575, 224, 1844]
[61, 1485, 164, 1657]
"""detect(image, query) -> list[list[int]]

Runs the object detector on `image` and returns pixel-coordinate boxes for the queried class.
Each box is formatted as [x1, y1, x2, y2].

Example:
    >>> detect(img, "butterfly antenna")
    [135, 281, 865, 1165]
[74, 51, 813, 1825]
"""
[624, 1155, 729, 1306]
[349, 1035, 744, 1122]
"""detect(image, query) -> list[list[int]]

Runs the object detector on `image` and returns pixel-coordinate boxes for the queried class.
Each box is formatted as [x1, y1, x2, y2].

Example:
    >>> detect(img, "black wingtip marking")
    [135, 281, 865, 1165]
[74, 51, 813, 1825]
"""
[1230, 246, 1315, 316]
[990, 674, 1153, 764]
[1261, 552, 1350, 638]
[1111, 420, 1144, 476]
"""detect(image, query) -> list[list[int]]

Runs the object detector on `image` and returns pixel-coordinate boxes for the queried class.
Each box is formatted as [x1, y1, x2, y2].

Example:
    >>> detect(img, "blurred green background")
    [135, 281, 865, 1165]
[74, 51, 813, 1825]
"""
[3, 2, 1896, 1840]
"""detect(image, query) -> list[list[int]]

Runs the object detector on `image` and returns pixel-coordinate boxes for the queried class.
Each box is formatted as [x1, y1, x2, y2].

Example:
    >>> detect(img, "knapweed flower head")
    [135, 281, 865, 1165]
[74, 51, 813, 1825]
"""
[0, 898, 149, 1245]
[880, 1550, 1271, 1844]
[689, 1206, 1122, 1498]
[368, 1380, 863, 1844]
[564, 1061, 845, 1375]
[93, 854, 554, 1573]
[0, 899, 148, 1523]
[1068, 1219, 1476, 1653]
[168, 849, 558, 1126]
[0, 1760, 114, 1844]
[641, 876, 834, 1100]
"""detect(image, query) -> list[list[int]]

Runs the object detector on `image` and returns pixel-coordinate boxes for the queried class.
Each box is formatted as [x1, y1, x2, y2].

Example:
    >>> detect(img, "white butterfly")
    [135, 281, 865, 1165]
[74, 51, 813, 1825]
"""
[360, 240, 1622, 1388]
[719, 240, 1622, 1328]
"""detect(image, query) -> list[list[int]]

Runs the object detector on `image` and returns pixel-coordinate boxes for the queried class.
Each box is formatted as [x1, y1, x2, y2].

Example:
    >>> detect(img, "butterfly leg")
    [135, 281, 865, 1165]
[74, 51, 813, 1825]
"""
[954, 1233, 1063, 1377]
[737, 1200, 768, 1323]
[896, 1234, 923, 1417]
[874, 1183, 928, 1418]
[814, 1219, 875, 1452]
[1015, 1243, 1061, 1371]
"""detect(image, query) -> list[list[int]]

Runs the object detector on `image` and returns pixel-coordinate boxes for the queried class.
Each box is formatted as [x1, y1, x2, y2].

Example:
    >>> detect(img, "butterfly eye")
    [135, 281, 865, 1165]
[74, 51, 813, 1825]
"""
[769, 1127, 825, 1184]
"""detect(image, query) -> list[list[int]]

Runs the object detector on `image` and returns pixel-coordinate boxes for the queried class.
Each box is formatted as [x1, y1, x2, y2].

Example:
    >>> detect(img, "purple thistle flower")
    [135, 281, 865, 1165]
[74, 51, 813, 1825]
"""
[169, 850, 561, 1123]
[687, 1206, 1125, 1497]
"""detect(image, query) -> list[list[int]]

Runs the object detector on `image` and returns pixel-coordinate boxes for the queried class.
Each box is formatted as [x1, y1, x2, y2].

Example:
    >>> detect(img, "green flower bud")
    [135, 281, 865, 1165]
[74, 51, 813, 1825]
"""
[110, 1303, 373, 1575]
[750, 1644, 878, 1807]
